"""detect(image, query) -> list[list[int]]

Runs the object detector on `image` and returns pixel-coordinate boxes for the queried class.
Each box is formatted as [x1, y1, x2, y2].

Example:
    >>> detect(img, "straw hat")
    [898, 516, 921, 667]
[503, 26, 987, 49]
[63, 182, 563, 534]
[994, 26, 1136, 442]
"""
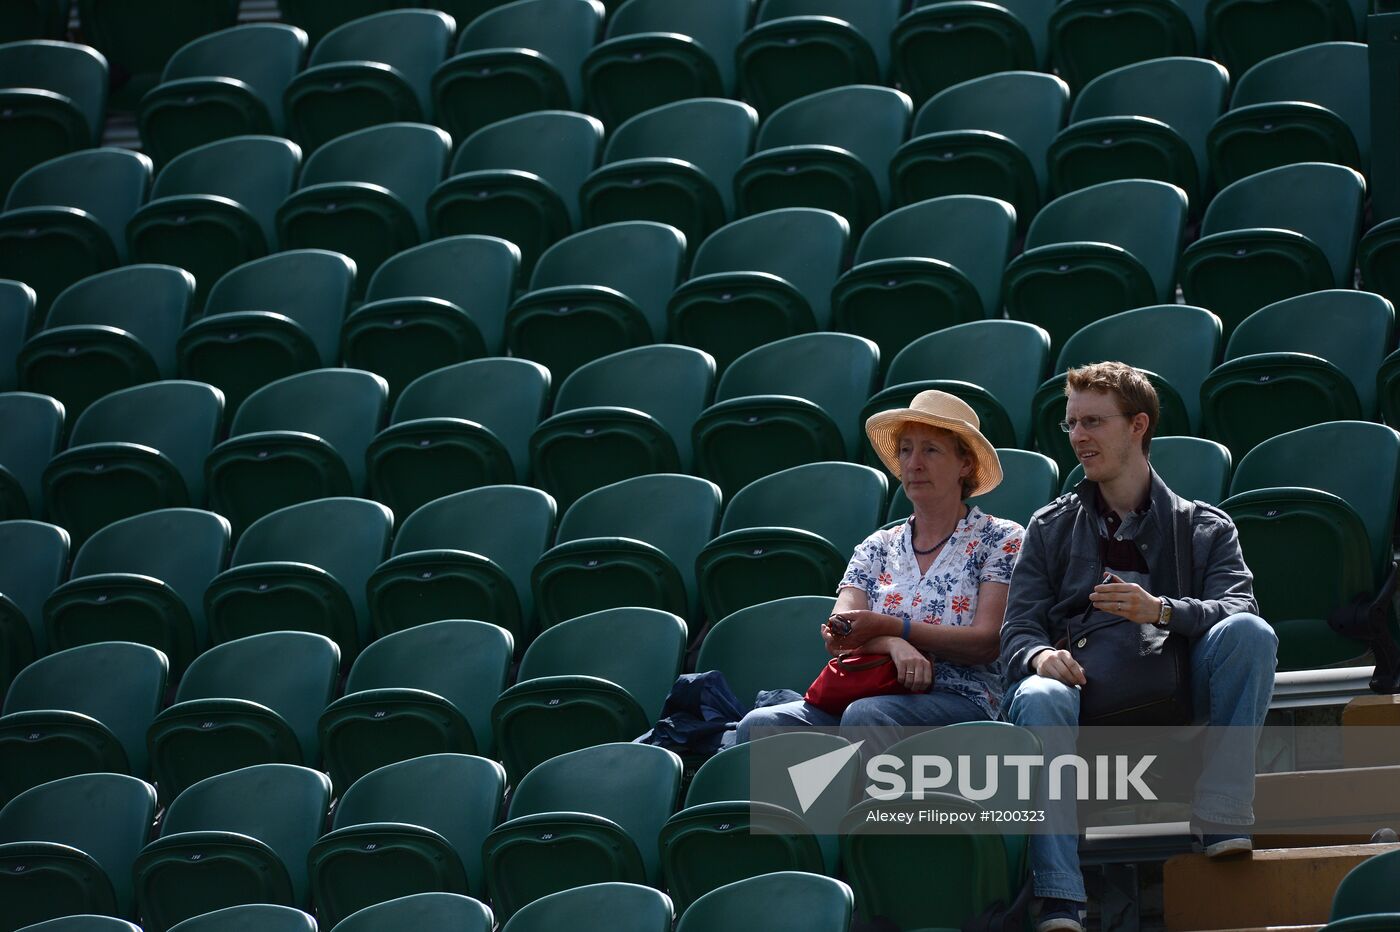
[865, 389, 1003, 497]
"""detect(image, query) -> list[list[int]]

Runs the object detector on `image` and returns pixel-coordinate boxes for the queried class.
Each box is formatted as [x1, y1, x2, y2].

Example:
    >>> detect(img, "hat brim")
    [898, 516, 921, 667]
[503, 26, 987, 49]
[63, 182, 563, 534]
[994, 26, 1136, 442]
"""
[864, 408, 1003, 498]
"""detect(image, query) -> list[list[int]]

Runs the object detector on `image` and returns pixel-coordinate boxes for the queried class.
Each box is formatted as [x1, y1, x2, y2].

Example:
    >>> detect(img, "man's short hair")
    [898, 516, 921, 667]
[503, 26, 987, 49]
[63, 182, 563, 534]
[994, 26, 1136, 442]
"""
[1064, 361, 1160, 455]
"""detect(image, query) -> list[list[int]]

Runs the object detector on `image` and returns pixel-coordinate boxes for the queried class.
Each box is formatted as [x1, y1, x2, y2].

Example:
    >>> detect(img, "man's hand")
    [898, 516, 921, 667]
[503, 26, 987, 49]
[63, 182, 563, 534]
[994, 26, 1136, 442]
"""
[889, 638, 933, 692]
[1089, 576, 1162, 625]
[1032, 648, 1086, 686]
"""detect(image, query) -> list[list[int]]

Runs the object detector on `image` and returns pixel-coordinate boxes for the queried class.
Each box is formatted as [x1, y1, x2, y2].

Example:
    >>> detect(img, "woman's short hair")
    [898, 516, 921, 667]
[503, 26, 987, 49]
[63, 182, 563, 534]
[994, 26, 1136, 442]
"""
[896, 423, 976, 499]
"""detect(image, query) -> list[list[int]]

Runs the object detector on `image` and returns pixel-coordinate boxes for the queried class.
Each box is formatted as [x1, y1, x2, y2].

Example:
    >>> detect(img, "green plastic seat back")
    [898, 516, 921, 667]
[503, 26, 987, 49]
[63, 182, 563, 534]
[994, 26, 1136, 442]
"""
[695, 594, 834, 707]
[455, 0, 604, 106]
[686, 731, 852, 804]
[1331, 849, 1400, 920]
[517, 607, 688, 719]
[753, 84, 913, 209]
[158, 763, 332, 907]
[175, 631, 340, 763]
[883, 721, 1043, 811]
[1224, 290, 1394, 416]
[716, 332, 880, 457]
[160, 24, 309, 133]
[502, 882, 673, 932]
[719, 462, 886, 557]
[0, 39, 108, 141]
[553, 344, 715, 467]
[0, 392, 64, 517]
[5, 147, 153, 261]
[68, 380, 225, 505]
[14, 917, 146, 932]
[166, 905, 317, 932]
[755, 0, 901, 76]
[913, 71, 1071, 195]
[1062, 436, 1234, 505]
[308, 10, 456, 118]
[366, 235, 520, 356]
[602, 0, 749, 94]
[336, 892, 495, 932]
[76, 0, 240, 104]
[1230, 421, 1400, 584]
[0, 519, 67, 665]
[4, 641, 169, 779]
[966, 449, 1059, 527]
[344, 619, 515, 753]
[231, 368, 390, 492]
[1025, 178, 1188, 299]
[451, 110, 605, 231]
[147, 136, 303, 250]
[1230, 42, 1369, 162]
[507, 742, 683, 881]
[855, 195, 1017, 319]
[676, 872, 852, 932]
[600, 98, 758, 218]
[0, 773, 157, 923]
[1200, 162, 1366, 287]
[690, 208, 850, 330]
[389, 358, 551, 479]
[278, 0, 405, 46]
[0, 281, 37, 392]
[331, 753, 507, 892]
[203, 249, 356, 370]
[43, 264, 195, 378]
[887, 320, 1052, 448]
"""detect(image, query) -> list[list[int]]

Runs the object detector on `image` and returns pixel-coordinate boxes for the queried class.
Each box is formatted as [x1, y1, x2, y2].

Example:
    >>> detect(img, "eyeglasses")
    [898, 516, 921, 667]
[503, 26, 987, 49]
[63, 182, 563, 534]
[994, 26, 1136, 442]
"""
[1058, 413, 1134, 433]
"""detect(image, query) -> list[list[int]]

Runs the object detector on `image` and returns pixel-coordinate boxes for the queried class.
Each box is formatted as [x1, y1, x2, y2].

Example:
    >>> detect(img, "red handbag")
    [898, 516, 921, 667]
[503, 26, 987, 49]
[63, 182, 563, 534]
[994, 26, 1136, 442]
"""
[804, 653, 911, 715]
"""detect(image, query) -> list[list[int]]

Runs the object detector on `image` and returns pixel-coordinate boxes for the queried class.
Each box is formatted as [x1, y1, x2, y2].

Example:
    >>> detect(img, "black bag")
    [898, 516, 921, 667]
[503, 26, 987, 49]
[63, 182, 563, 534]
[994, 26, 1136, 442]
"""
[1069, 501, 1194, 726]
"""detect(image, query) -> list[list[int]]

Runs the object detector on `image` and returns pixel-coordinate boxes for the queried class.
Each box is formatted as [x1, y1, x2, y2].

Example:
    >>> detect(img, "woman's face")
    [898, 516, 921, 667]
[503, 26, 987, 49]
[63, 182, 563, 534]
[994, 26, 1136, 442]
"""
[898, 423, 971, 506]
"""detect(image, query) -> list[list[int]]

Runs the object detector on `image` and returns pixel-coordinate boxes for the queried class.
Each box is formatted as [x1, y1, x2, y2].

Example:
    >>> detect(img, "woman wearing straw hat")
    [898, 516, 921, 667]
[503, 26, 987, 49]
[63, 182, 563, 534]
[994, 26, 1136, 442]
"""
[735, 389, 1024, 740]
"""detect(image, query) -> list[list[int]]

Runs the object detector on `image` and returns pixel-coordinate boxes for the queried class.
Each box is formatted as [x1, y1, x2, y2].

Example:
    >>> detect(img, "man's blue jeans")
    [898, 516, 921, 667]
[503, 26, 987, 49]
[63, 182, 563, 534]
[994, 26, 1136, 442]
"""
[1002, 612, 1278, 902]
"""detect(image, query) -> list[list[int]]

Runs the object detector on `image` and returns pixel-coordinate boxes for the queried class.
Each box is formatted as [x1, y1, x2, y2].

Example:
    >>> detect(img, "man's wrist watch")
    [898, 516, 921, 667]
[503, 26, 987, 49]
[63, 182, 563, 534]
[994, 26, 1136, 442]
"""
[1155, 597, 1173, 629]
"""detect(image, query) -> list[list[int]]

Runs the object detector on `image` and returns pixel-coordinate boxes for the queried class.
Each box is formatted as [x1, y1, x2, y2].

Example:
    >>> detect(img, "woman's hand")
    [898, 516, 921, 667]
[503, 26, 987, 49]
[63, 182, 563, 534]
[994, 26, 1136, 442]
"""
[829, 609, 895, 646]
[889, 638, 934, 692]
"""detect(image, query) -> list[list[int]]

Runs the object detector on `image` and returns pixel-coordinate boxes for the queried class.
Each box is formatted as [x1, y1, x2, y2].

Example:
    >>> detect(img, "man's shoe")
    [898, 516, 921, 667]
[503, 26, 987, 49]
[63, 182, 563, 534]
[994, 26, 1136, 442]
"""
[1199, 830, 1253, 858]
[1036, 898, 1086, 932]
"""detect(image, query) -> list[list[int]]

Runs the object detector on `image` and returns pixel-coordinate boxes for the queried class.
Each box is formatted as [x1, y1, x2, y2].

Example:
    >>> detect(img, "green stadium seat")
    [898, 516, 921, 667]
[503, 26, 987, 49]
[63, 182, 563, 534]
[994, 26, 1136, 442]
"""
[1004, 178, 1188, 356]
[0, 773, 156, 932]
[127, 135, 302, 309]
[889, 448, 1059, 527]
[1321, 917, 1400, 932]
[344, 236, 519, 402]
[166, 905, 317, 932]
[693, 333, 878, 496]
[318, 620, 513, 789]
[481, 742, 683, 919]
[833, 196, 1017, 376]
[1207, 42, 1368, 190]
[427, 110, 603, 279]
[308, 753, 506, 927]
[505, 221, 686, 385]
[277, 0, 403, 46]
[16, 918, 145, 932]
[43, 508, 229, 677]
[18, 265, 194, 423]
[132, 763, 332, 932]
[336, 893, 494, 932]
[1222, 421, 1400, 673]
[1061, 435, 1233, 504]
[492, 606, 687, 784]
[531, 473, 720, 628]
[579, 98, 758, 253]
[1380, 348, 1400, 428]
[367, 485, 555, 642]
[668, 209, 850, 372]
[674, 873, 852, 932]
[1031, 304, 1221, 473]
[0, 642, 167, 804]
[203, 497, 393, 665]
[1359, 218, 1400, 313]
[137, 25, 308, 167]
[276, 122, 451, 297]
[735, 84, 911, 237]
[42, 380, 223, 547]
[736, 0, 900, 117]
[1201, 290, 1393, 456]
[433, 0, 605, 140]
[0, 280, 36, 391]
[0, 1, 70, 43]
[529, 344, 715, 509]
[1048, 56, 1228, 207]
[365, 359, 551, 519]
[147, 631, 339, 802]
[697, 462, 885, 622]
[694, 595, 834, 707]
[177, 249, 356, 412]
[1181, 161, 1366, 338]
[1048, 0, 1205, 91]
[501, 883, 673, 932]
[0, 391, 63, 520]
[582, 0, 750, 127]
[0, 148, 152, 317]
[891, 71, 1069, 234]
[0, 520, 67, 695]
[205, 368, 389, 536]
[0, 41, 108, 200]
[283, 10, 456, 154]
[873, 319, 1052, 452]
[891, 0, 1052, 105]
[74, 0, 240, 108]
[1204, 0, 1362, 76]
[1330, 849, 1400, 923]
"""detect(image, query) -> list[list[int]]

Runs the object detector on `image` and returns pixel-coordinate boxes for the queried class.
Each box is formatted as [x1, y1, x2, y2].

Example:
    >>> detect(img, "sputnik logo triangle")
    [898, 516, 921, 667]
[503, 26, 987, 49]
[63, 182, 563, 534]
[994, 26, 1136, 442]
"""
[787, 740, 864, 814]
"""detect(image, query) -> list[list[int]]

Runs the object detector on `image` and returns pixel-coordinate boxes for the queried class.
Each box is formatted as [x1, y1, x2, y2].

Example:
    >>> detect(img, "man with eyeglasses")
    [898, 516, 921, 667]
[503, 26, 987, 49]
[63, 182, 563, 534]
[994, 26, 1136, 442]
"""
[998, 362, 1277, 932]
